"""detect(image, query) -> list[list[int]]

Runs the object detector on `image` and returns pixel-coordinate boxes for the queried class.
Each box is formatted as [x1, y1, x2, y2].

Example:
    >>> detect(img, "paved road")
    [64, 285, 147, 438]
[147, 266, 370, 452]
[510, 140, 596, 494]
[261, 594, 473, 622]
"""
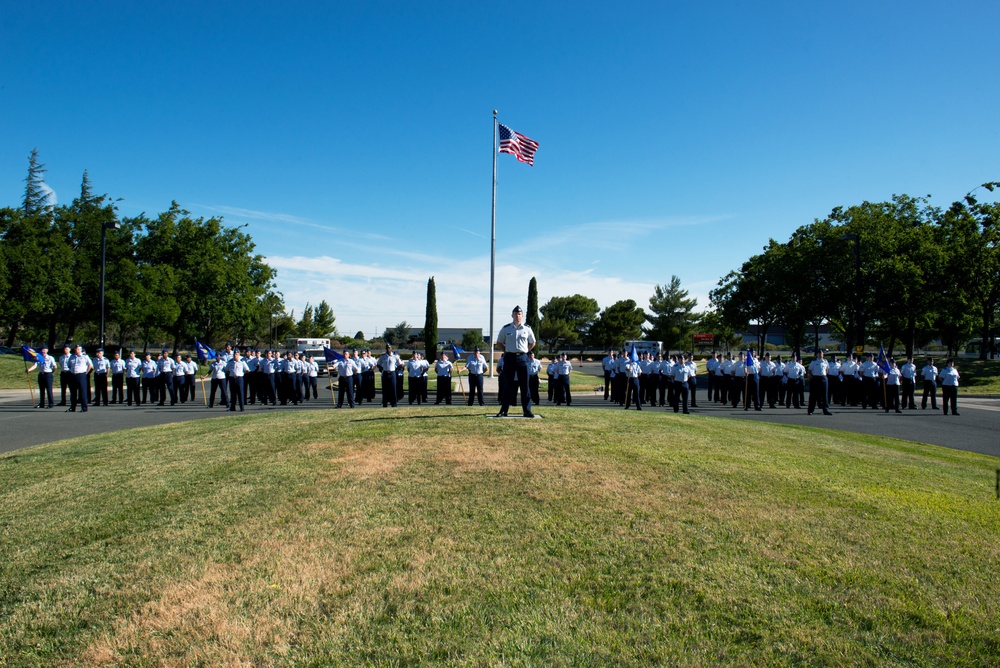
[1, 380, 998, 459]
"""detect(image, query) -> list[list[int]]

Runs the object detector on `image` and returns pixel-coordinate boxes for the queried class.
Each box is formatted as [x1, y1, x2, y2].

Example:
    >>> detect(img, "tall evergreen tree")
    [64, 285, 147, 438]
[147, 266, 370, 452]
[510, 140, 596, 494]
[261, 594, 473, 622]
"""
[424, 276, 438, 362]
[23, 148, 50, 215]
[312, 300, 337, 338]
[526, 277, 540, 334]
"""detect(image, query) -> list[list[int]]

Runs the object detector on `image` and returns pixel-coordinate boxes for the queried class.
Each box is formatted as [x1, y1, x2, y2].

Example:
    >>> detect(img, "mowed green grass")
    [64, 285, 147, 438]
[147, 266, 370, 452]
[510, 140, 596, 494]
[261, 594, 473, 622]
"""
[1, 408, 999, 666]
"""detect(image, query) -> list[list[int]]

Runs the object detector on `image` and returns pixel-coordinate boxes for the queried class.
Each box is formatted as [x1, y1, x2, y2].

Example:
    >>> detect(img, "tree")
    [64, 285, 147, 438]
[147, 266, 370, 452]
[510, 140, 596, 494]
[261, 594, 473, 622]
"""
[539, 294, 599, 352]
[384, 321, 411, 347]
[526, 277, 540, 334]
[461, 328, 486, 351]
[939, 185, 1000, 359]
[587, 299, 646, 350]
[423, 277, 438, 361]
[296, 304, 316, 337]
[22, 148, 50, 215]
[647, 276, 699, 352]
[312, 300, 337, 338]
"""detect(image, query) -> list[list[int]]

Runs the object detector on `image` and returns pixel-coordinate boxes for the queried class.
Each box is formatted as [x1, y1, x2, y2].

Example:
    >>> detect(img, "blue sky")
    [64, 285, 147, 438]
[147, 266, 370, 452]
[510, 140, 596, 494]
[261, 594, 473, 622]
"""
[3, 2, 998, 338]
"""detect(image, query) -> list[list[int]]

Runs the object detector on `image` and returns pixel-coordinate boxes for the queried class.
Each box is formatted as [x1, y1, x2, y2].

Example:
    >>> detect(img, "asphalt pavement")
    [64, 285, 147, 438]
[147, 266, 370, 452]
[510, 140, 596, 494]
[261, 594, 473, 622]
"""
[1, 376, 998, 459]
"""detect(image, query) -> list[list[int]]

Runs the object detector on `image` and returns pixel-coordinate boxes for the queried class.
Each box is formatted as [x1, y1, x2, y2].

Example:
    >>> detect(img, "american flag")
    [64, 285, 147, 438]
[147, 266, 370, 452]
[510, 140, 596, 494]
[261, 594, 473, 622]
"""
[498, 123, 539, 166]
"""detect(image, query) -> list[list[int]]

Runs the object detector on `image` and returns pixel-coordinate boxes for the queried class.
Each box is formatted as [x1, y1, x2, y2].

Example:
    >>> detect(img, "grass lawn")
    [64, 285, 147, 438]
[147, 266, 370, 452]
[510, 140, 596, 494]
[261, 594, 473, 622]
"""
[2, 409, 999, 666]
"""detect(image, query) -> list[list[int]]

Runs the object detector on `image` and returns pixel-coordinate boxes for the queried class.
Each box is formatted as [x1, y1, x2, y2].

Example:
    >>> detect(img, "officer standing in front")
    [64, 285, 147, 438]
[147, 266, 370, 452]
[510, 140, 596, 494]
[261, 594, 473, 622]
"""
[68, 344, 94, 412]
[496, 305, 536, 418]
[806, 350, 833, 415]
[226, 350, 250, 412]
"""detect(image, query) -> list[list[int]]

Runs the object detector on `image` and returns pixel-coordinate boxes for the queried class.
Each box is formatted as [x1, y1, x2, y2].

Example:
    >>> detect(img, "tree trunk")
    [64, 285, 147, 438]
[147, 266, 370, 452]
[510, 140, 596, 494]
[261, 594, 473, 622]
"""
[5, 321, 19, 347]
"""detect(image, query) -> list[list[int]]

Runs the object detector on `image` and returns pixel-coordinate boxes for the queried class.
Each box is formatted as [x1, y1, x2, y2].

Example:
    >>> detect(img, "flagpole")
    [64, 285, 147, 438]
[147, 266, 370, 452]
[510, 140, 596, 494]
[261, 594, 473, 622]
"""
[489, 110, 498, 379]
[24, 360, 36, 406]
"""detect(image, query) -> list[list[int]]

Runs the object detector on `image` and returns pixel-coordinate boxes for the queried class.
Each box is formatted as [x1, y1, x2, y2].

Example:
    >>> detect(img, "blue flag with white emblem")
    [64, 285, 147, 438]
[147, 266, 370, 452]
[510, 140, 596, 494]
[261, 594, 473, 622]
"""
[629, 344, 639, 363]
[323, 346, 344, 363]
[21, 345, 39, 363]
[876, 344, 890, 374]
[195, 340, 217, 361]
[451, 343, 465, 360]
[746, 348, 755, 368]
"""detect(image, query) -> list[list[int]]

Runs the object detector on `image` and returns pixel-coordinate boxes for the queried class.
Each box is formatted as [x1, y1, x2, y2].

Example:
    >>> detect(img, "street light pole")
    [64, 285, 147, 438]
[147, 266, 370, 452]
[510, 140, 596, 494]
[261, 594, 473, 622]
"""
[99, 221, 121, 350]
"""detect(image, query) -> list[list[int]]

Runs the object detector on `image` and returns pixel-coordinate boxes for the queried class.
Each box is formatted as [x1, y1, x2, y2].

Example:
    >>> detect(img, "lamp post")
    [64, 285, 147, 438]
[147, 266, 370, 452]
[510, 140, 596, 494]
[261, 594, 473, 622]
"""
[840, 233, 861, 355]
[99, 221, 121, 350]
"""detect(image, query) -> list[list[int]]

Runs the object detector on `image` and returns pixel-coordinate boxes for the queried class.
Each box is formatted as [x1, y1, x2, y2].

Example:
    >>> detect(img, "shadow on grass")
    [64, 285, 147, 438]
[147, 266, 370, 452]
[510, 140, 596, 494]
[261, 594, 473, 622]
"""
[349, 412, 486, 423]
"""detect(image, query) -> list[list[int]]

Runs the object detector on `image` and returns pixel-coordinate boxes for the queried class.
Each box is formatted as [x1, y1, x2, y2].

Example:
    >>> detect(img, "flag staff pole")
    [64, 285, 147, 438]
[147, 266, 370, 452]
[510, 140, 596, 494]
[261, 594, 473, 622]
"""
[489, 110, 498, 379]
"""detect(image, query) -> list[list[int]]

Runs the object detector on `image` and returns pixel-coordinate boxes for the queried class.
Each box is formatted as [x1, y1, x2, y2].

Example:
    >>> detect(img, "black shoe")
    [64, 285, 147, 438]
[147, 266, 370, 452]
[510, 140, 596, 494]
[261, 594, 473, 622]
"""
[494, 411, 507, 417]
[524, 412, 535, 418]
[895, 410, 902, 414]
[953, 412, 960, 416]
[823, 410, 833, 415]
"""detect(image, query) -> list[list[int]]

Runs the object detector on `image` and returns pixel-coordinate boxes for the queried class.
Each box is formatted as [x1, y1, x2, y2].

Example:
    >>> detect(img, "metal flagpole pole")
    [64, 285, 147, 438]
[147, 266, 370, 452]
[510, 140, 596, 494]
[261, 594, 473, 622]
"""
[489, 110, 498, 379]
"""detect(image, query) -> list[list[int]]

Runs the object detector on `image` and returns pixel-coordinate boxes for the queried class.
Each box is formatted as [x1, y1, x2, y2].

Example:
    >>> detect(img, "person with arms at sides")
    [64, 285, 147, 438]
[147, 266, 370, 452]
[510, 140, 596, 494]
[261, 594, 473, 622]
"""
[546, 357, 557, 403]
[744, 351, 762, 412]
[68, 344, 94, 413]
[826, 354, 842, 407]
[157, 350, 176, 406]
[840, 354, 859, 406]
[91, 348, 110, 407]
[623, 353, 642, 410]
[686, 354, 698, 408]
[108, 350, 126, 404]
[140, 352, 158, 405]
[406, 352, 425, 405]
[900, 356, 917, 410]
[173, 353, 188, 403]
[940, 358, 961, 416]
[859, 353, 881, 410]
[602, 349, 615, 401]
[759, 352, 777, 409]
[556, 352, 573, 406]
[920, 357, 939, 410]
[26, 344, 57, 408]
[705, 353, 718, 404]
[334, 351, 359, 408]
[202, 356, 229, 408]
[527, 352, 542, 406]
[226, 350, 250, 412]
[434, 352, 454, 405]
[378, 344, 401, 408]
[783, 355, 805, 409]
[806, 350, 833, 415]
[464, 346, 488, 407]
[58, 344, 73, 406]
[672, 353, 691, 414]
[496, 305, 536, 418]
[884, 358, 903, 414]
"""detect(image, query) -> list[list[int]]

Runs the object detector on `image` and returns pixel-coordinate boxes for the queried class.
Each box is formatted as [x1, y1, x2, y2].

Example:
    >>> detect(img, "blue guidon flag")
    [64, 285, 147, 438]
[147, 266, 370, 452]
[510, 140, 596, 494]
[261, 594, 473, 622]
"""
[629, 344, 639, 363]
[876, 344, 891, 374]
[498, 123, 539, 166]
[451, 343, 465, 360]
[323, 346, 344, 364]
[21, 345, 39, 363]
[195, 340, 217, 361]
[746, 348, 755, 367]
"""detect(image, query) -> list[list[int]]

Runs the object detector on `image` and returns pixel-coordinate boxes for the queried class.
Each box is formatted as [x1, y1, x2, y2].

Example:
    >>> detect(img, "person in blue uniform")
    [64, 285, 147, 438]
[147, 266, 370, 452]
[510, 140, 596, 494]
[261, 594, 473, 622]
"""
[58, 344, 72, 406]
[141, 353, 158, 404]
[806, 350, 833, 415]
[434, 353, 454, 405]
[226, 350, 250, 411]
[940, 359, 961, 416]
[202, 357, 229, 408]
[464, 346, 488, 406]
[92, 349, 111, 406]
[334, 352, 358, 408]
[378, 345, 401, 408]
[496, 305, 536, 418]
[123, 351, 141, 406]
[109, 351, 126, 404]
[26, 344, 57, 408]
[68, 344, 94, 412]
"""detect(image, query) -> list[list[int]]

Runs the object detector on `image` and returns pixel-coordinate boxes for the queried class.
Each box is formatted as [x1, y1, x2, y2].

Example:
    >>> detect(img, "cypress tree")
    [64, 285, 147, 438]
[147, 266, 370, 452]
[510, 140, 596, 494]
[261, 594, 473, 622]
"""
[424, 276, 438, 362]
[527, 277, 540, 334]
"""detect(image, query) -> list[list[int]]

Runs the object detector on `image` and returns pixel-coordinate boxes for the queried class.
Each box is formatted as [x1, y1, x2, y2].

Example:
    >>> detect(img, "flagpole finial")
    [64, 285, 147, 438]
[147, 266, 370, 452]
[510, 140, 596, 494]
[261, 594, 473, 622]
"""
[493, 109, 497, 115]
